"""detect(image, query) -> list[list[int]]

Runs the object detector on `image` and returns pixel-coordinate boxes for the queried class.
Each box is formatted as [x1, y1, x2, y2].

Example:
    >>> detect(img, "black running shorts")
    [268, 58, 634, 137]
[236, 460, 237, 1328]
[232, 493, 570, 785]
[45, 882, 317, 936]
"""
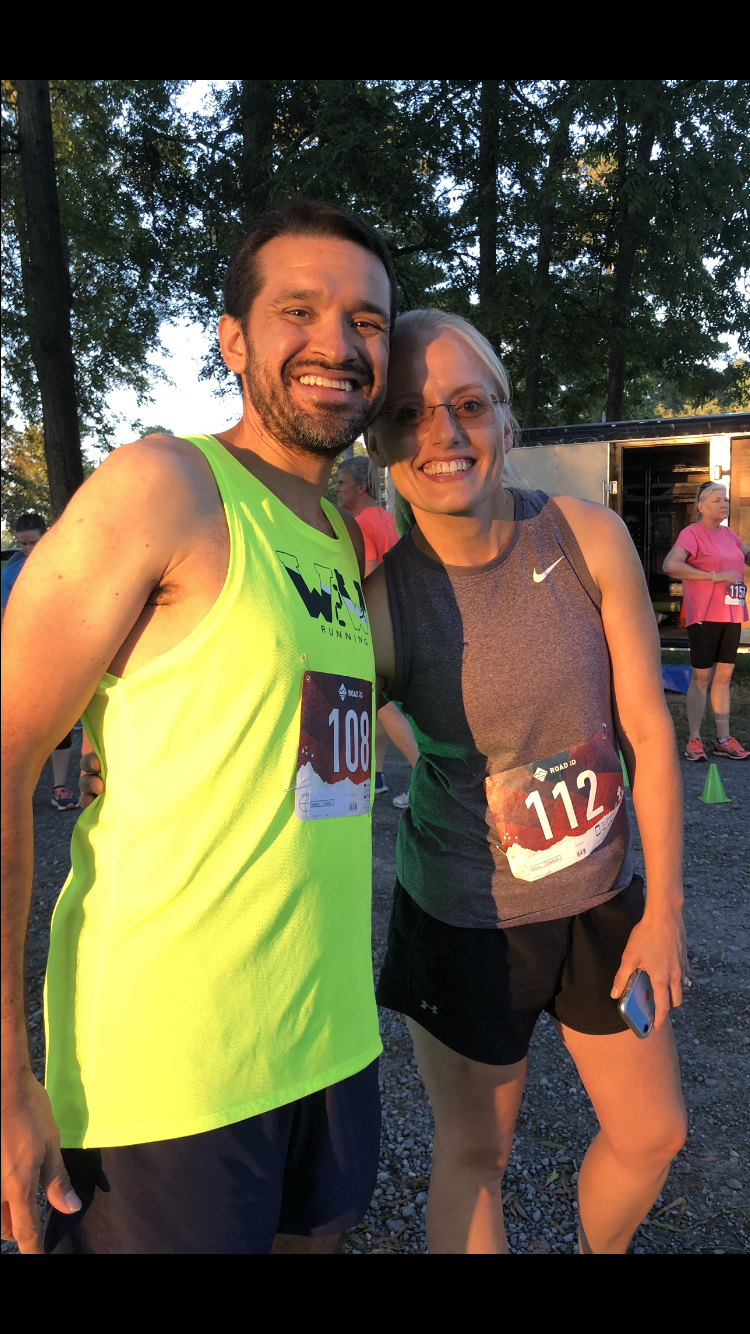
[687, 620, 742, 669]
[376, 877, 645, 1066]
[45, 1059, 380, 1254]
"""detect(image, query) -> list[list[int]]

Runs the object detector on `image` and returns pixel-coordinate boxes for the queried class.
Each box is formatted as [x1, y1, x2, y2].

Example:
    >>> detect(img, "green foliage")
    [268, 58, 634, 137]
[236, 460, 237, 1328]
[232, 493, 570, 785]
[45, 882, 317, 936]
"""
[130, 422, 174, 438]
[186, 79, 459, 386]
[185, 78, 749, 423]
[0, 414, 99, 532]
[1, 78, 748, 449]
[2, 80, 196, 446]
[1, 418, 50, 531]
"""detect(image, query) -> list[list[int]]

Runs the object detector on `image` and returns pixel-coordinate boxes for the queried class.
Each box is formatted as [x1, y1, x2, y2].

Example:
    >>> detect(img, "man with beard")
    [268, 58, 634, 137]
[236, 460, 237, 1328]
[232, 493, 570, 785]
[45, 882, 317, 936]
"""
[1, 200, 394, 1254]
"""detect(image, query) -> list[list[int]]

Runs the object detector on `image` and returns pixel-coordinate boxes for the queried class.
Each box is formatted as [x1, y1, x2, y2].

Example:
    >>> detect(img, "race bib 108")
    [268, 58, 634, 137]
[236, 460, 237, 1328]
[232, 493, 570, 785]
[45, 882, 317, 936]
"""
[484, 727, 623, 882]
[295, 671, 372, 820]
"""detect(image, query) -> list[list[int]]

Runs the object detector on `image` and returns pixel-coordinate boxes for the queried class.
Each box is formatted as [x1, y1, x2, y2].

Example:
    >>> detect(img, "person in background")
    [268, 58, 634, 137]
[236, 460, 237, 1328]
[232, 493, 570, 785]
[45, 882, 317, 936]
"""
[334, 454, 396, 577]
[335, 455, 418, 807]
[1, 513, 78, 811]
[663, 482, 749, 762]
[1, 512, 48, 606]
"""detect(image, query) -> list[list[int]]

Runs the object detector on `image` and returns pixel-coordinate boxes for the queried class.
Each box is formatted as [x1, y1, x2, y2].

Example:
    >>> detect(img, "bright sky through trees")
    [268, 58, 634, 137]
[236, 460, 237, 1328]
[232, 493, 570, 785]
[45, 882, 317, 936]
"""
[3, 79, 748, 515]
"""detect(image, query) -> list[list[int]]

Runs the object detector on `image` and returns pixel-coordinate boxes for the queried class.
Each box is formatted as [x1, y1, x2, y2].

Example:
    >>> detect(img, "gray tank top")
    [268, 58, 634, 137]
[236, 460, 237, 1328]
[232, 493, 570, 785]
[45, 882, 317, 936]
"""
[383, 489, 632, 929]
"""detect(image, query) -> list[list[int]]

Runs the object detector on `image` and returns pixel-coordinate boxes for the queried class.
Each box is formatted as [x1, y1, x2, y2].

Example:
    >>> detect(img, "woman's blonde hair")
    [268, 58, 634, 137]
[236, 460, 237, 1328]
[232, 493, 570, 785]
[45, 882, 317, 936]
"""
[692, 480, 726, 524]
[380, 308, 530, 534]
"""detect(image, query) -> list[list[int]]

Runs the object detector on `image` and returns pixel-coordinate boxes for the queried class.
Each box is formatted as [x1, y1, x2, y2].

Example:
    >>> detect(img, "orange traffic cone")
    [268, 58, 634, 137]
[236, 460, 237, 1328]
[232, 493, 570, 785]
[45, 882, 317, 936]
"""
[698, 763, 731, 805]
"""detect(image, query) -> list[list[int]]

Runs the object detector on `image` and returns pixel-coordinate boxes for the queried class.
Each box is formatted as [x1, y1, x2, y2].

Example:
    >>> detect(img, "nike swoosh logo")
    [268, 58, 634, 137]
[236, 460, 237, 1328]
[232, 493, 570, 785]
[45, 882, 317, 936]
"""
[533, 557, 564, 583]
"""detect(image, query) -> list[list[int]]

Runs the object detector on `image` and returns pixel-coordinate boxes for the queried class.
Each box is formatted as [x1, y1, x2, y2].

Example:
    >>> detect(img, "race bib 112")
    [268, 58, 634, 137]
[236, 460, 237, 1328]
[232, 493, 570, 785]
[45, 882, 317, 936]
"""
[484, 727, 623, 882]
[295, 671, 372, 820]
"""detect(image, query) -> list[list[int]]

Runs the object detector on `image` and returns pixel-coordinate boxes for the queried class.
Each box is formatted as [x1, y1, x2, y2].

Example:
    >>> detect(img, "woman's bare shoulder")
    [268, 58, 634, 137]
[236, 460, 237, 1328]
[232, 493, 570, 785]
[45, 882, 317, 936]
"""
[552, 493, 625, 532]
[552, 495, 641, 589]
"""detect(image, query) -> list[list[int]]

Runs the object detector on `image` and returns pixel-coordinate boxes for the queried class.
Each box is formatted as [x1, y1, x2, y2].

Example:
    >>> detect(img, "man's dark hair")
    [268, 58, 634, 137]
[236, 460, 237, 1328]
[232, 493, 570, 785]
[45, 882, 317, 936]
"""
[223, 198, 398, 332]
[15, 512, 47, 534]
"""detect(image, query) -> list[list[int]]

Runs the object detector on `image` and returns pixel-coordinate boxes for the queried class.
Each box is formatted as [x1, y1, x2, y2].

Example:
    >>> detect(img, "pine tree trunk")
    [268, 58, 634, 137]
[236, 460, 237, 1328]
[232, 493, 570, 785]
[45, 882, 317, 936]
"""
[16, 79, 83, 519]
[605, 88, 657, 421]
[522, 127, 571, 427]
[477, 81, 500, 310]
[240, 80, 277, 227]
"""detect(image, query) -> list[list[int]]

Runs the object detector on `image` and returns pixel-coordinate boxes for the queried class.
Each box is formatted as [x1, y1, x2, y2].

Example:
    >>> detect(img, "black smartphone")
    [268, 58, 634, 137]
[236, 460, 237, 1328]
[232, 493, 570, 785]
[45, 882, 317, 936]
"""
[618, 969, 655, 1038]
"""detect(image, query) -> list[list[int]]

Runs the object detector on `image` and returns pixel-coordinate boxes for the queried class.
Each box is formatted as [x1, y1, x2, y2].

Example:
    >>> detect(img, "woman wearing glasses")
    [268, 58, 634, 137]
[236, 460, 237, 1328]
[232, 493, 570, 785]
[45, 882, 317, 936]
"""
[363, 308, 688, 1254]
[663, 482, 749, 762]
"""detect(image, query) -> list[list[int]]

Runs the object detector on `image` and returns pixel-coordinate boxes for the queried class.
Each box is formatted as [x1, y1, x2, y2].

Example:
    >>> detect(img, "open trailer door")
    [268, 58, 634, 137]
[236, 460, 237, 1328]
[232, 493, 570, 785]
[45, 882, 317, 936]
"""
[511, 441, 612, 505]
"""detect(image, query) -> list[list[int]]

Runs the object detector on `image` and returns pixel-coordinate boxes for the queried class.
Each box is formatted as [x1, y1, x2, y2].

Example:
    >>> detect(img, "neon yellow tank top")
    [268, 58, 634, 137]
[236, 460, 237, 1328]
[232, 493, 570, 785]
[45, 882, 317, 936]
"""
[45, 434, 381, 1148]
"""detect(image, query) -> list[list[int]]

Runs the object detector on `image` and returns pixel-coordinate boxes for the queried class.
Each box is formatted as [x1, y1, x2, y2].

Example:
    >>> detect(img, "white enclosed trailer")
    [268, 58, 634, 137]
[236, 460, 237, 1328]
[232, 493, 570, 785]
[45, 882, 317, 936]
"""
[513, 413, 750, 646]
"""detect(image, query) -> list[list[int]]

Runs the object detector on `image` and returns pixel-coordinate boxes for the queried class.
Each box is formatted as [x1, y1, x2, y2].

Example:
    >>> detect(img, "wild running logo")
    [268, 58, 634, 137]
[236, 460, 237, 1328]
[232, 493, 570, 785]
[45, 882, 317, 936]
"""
[276, 551, 369, 643]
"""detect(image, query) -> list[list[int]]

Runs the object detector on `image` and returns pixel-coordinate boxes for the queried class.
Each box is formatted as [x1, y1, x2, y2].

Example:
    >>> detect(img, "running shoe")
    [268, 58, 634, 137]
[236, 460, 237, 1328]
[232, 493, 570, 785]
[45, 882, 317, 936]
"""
[684, 738, 707, 762]
[712, 736, 749, 761]
[52, 786, 79, 810]
[392, 792, 409, 809]
[374, 772, 389, 794]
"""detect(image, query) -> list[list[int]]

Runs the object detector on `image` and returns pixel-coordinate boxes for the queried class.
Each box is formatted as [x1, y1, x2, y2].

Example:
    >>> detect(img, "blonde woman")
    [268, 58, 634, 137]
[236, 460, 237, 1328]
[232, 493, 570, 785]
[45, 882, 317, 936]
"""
[363, 309, 688, 1254]
[663, 482, 749, 762]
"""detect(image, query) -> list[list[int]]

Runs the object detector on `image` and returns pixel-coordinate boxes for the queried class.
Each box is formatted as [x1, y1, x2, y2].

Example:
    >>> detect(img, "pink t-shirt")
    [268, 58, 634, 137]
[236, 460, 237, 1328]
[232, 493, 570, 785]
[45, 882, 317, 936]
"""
[675, 522, 747, 625]
[355, 505, 398, 566]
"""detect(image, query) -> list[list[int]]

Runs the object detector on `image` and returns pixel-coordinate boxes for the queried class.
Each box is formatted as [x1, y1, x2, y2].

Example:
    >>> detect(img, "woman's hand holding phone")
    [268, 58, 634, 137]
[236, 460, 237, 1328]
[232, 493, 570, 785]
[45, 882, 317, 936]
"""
[610, 904, 687, 1031]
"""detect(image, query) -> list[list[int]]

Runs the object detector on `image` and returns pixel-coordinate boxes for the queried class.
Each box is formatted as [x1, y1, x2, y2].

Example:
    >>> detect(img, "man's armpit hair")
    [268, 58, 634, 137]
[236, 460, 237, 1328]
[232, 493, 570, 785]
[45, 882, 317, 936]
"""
[145, 580, 181, 608]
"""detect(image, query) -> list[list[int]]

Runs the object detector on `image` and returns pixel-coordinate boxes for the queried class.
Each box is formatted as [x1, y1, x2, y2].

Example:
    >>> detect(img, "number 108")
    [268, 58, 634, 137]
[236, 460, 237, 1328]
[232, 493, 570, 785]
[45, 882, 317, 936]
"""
[328, 708, 370, 775]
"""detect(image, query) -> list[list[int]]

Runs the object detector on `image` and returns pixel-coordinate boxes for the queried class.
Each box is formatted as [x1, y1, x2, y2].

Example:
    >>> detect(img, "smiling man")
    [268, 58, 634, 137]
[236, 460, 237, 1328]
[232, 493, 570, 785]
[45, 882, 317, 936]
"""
[1, 199, 395, 1255]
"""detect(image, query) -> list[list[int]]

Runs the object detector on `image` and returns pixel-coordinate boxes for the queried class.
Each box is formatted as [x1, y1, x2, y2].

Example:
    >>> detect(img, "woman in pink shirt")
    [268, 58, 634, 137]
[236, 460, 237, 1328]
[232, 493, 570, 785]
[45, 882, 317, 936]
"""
[663, 482, 749, 762]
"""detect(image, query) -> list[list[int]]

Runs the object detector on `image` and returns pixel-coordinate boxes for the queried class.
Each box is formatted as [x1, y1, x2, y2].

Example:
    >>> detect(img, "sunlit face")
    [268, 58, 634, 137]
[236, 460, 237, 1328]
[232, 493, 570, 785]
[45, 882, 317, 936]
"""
[365, 330, 512, 517]
[219, 235, 391, 456]
[698, 485, 728, 525]
[16, 528, 43, 558]
[334, 469, 367, 512]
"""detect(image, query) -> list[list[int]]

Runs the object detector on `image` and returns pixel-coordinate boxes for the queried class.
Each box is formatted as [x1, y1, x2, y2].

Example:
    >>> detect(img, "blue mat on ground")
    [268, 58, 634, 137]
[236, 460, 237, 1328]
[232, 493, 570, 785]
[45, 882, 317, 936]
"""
[662, 664, 691, 694]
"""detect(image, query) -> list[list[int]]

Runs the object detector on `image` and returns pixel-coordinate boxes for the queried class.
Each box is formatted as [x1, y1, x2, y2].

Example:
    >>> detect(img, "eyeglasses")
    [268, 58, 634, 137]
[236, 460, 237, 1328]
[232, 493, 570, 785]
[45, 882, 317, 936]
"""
[381, 392, 504, 437]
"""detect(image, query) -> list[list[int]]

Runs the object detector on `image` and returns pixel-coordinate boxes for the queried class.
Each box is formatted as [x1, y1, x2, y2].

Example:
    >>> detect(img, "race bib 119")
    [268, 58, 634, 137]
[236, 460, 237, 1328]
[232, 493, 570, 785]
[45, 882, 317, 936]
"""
[295, 671, 372, 820]
[484, 727, 623, 882]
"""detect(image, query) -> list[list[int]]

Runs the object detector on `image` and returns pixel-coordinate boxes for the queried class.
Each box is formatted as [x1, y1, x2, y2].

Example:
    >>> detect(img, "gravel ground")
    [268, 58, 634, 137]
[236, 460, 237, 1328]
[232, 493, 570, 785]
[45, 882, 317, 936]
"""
[342, 667, 750, 1256]
[5, 681, 749, 1256]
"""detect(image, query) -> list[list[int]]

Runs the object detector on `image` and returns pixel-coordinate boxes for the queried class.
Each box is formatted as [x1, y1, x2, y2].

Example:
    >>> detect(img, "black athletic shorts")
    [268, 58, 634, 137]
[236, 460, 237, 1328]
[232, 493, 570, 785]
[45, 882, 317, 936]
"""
[687, 620, 742, 669]
[45, 1059, 380, 1254]
[376, 877, 645, 1066]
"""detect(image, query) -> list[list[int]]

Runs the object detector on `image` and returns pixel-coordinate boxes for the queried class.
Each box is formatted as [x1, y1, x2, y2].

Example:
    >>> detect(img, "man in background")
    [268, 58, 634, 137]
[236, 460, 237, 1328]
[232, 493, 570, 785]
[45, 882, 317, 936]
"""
[334, 457, 418, 807]
[334, 455, 397, 576]
[1, 513, 77, 811]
